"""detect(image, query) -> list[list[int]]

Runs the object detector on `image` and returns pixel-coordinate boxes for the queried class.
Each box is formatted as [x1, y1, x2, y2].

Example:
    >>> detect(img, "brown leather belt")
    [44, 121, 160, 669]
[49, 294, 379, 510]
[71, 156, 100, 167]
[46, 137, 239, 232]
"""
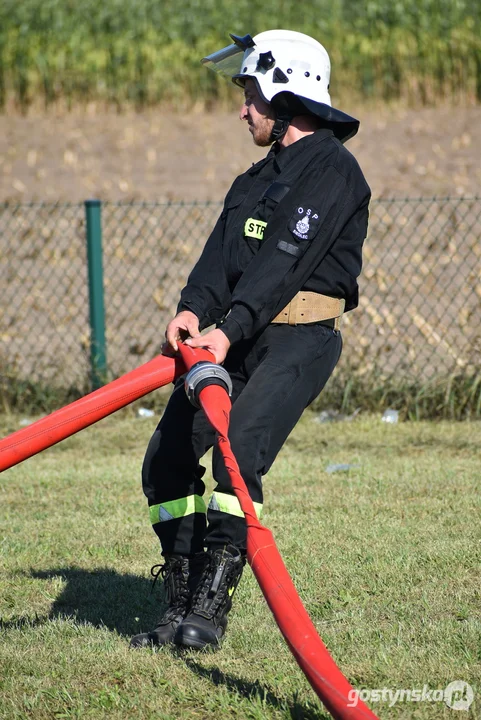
[272, 292, 345, 330]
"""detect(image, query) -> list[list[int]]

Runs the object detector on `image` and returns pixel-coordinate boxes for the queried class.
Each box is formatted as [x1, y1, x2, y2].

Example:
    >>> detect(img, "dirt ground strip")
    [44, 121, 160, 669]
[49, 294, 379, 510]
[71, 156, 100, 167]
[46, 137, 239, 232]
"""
[0, 104, 480, 202]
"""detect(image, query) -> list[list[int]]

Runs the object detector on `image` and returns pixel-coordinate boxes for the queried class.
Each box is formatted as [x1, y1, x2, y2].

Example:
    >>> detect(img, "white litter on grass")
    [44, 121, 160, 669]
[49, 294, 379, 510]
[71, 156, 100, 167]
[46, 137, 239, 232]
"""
[314, 408, 361, 423]
[325, 463, 360, 474]
[19, 416, 45, 426]
[137, 408, 155, 418]
[381, 409, 399, 424]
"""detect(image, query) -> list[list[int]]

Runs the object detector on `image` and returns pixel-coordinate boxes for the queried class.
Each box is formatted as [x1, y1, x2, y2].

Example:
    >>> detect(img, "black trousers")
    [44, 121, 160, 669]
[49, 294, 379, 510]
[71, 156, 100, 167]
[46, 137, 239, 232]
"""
[142, 323, 342, 555]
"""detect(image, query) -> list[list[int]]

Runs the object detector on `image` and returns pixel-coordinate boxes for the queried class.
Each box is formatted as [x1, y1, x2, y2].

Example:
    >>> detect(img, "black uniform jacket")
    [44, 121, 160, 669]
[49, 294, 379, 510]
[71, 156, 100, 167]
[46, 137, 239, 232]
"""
[177, 128, 371, 345]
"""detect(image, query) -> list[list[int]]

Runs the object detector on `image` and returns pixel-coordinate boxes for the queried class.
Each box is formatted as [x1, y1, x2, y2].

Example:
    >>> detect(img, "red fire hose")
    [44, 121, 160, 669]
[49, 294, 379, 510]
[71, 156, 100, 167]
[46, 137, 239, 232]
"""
[177, 344, 377, 720]
[0, 348, 377, 719]
[0, 354, 183, 472]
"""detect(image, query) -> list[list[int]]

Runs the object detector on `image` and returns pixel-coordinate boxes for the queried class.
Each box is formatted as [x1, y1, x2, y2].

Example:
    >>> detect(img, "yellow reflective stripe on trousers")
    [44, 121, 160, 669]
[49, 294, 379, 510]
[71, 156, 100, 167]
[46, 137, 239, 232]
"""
[150, 494, 206, 525]
[208, 491, 263, 519]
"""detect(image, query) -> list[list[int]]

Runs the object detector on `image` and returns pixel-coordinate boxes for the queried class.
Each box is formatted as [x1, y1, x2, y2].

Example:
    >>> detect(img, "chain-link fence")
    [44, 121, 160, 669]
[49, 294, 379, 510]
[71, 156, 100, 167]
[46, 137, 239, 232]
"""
[1, 197, 480, 395]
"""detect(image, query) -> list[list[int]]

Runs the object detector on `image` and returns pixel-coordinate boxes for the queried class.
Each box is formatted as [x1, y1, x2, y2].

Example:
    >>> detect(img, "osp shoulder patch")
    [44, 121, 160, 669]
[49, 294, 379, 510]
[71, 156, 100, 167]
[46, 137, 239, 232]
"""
[288, 206, 321, 241]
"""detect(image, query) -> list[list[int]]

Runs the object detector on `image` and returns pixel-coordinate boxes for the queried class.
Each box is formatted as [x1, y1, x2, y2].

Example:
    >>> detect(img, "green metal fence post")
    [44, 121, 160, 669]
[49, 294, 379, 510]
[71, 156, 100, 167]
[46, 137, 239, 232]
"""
[85, 199, 107, 389]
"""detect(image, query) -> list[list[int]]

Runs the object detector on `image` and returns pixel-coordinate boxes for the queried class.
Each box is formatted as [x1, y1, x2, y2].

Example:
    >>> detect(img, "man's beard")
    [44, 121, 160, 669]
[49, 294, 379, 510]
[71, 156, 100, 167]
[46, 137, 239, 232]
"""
[250, 117, 275, 147]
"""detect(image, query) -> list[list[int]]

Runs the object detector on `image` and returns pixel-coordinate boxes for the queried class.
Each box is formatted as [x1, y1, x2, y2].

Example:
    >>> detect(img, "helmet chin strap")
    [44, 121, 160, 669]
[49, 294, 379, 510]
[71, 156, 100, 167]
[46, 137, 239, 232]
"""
[268, 92, 296, 143]
[269, 116, 291, 143]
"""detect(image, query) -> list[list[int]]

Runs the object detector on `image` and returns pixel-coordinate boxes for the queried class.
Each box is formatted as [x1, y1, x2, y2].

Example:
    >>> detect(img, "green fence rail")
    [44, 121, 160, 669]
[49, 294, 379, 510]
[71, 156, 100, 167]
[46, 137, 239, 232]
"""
[1, 197, 480, 409]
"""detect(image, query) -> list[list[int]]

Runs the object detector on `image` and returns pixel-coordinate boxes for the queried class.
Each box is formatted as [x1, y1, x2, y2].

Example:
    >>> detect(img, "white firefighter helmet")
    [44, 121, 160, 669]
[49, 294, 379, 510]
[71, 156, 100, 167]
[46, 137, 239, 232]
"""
[202, 29, 359, 143]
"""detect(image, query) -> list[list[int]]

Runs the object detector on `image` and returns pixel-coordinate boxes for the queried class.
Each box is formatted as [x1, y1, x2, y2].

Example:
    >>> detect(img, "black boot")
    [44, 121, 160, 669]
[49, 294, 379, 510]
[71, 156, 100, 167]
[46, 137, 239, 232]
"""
[130, 553, 207, 648]
[174, 544, 245, 650]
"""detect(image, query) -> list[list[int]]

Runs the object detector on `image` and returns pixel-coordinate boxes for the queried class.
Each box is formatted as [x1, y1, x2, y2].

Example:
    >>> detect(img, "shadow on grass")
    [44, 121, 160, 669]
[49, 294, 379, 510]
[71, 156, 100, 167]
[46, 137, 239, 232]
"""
[184, 659, 330, 720]
[21, 567, 162, 637]
[3, 568, 329, 719]
[0, 613, 48, 631]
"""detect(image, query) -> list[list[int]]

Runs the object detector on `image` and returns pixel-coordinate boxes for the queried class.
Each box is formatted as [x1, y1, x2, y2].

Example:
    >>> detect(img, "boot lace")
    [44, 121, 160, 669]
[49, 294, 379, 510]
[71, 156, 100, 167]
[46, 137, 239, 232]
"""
[150, 558, 190, 621]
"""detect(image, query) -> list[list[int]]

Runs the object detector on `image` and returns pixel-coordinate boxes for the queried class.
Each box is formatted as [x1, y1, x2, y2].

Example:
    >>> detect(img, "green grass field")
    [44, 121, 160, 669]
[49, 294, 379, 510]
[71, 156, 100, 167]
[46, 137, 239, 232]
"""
[0, 410, 479, 719]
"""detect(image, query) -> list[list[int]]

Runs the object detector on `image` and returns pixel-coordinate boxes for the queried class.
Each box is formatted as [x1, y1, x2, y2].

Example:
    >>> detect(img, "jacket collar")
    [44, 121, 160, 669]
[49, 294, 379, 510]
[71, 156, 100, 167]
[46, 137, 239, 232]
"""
[273, 128, 334, 173]
[247, 145, 277, 176]
[247, 127, 334, 176]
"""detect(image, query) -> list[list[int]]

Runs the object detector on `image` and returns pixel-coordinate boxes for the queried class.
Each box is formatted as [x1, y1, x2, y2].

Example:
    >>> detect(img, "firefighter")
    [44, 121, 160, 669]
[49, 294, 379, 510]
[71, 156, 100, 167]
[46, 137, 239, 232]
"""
[131, 29, 370, 650]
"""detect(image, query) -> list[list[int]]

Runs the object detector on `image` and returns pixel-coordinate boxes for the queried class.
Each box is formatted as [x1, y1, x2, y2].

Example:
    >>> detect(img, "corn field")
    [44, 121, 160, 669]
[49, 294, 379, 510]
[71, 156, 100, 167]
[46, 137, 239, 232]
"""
[0, 0, 480, 111]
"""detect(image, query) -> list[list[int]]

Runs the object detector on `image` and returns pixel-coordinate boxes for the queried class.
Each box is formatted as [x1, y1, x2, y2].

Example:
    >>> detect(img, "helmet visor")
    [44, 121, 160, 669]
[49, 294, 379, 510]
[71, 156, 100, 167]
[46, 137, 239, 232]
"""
[201, 43, 244, 78]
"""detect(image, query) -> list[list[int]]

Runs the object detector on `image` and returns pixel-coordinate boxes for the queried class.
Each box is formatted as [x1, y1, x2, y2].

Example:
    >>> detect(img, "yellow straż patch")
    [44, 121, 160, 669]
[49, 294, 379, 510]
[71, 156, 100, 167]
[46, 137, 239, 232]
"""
[244, 218, 267, 240]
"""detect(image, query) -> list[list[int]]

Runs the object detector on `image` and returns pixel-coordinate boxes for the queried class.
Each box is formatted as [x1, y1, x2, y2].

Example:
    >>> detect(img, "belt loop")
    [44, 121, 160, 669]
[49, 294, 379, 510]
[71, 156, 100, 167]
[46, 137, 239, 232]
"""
[333, 299, 345, 330]
[288, 293, 299, 325]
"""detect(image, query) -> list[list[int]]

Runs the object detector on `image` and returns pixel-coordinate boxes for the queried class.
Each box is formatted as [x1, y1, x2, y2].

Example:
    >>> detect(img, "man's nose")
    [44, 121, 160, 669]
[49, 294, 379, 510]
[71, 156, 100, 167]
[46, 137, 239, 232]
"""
[239, 103, 248, 120]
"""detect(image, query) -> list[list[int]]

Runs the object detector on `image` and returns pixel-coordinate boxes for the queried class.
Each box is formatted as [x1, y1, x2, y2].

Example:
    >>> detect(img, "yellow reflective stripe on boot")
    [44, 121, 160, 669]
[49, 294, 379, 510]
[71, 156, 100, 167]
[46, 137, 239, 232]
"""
[150, 494, 206, 525]
[208, 491, 263, 519]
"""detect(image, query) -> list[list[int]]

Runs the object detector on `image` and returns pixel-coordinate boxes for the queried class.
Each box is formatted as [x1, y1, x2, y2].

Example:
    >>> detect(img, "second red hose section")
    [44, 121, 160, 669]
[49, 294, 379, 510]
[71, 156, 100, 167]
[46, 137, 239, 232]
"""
[196, 381, 377, 720]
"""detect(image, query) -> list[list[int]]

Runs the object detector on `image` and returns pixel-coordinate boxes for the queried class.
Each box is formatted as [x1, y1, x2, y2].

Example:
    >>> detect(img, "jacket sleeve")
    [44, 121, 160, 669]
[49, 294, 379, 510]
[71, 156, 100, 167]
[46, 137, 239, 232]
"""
[176, 197, 233, 331]
[220, 161, 370, 344]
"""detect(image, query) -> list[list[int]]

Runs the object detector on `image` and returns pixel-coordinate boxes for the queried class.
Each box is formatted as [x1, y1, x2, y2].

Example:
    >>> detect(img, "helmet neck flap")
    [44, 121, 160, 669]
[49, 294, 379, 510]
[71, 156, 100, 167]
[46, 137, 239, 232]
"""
[269, 91, 360, 144]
